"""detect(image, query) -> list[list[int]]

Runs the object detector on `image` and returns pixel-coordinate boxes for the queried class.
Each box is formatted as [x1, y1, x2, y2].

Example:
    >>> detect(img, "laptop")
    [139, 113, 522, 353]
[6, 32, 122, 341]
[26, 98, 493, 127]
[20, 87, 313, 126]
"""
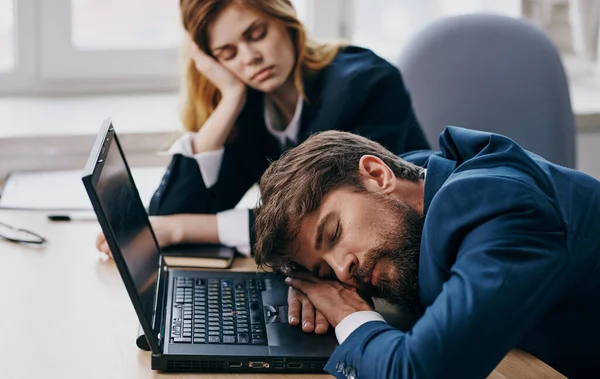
[81, 119, 338, 372]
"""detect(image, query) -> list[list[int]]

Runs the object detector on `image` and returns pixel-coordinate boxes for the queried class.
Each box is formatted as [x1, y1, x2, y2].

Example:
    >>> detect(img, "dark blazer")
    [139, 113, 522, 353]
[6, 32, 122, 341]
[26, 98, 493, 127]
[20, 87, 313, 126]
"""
[326, 127, 600, 379]
[148, 46, 430, 250]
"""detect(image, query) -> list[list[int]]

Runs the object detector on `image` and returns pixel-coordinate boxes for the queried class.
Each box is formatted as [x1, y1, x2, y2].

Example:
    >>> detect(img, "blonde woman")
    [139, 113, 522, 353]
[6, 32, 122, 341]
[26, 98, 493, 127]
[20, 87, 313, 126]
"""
[96, 0, 429, 335]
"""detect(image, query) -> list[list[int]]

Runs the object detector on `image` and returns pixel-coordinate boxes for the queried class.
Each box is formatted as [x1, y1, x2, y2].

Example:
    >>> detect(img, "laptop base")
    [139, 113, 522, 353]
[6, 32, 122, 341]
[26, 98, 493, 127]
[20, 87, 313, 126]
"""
[152, 354, 328, 373]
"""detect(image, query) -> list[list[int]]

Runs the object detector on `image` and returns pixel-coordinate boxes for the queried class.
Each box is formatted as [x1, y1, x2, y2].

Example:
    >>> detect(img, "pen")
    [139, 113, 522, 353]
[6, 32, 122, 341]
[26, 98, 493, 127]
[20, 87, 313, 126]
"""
[47, 213, 97, 222]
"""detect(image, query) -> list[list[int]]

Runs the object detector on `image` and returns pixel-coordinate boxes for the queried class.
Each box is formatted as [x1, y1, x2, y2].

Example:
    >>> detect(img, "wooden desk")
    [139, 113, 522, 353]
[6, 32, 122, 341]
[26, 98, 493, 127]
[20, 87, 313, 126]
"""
[0, 210, 566, 379]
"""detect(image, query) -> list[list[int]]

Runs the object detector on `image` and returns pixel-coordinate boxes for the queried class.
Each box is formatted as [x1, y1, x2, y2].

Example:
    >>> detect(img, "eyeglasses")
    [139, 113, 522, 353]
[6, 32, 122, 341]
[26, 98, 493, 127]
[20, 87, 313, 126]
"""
[0, 221, 47, 245]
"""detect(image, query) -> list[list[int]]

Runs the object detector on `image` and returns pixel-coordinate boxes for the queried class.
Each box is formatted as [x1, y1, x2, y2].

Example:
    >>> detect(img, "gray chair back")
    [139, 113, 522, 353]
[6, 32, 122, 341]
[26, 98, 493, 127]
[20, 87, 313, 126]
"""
[398, 14, 576, 168]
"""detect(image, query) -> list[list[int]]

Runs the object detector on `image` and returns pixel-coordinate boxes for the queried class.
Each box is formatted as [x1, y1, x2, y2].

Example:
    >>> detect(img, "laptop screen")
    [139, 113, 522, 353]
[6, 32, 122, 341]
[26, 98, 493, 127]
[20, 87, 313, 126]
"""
[90, 125, 161, 332]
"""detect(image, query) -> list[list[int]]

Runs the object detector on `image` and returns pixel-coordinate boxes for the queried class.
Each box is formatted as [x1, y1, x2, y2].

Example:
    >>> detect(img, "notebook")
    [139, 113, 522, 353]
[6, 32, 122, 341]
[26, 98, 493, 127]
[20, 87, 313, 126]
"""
[161, 244, 235, 269]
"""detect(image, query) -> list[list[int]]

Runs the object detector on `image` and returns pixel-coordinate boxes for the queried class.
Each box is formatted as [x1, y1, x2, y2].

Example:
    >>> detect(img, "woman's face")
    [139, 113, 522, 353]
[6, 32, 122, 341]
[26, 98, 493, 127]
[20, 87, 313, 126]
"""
[207, 4, 296, 93]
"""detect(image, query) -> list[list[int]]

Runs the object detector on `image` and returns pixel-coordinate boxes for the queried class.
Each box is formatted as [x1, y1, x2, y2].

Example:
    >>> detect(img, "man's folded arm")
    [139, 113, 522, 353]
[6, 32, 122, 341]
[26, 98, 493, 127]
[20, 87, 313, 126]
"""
[324, 177, 570, 379]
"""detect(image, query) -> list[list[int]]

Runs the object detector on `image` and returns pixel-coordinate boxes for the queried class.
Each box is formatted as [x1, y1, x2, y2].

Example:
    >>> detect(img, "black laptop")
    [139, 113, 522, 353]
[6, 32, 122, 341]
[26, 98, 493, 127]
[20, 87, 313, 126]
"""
[82, 119, 338, 372]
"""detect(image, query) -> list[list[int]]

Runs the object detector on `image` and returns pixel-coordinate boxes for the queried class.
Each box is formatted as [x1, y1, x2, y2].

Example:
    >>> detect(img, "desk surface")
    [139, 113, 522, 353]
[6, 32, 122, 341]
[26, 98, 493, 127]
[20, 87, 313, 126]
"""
[0, 210, 566, 379]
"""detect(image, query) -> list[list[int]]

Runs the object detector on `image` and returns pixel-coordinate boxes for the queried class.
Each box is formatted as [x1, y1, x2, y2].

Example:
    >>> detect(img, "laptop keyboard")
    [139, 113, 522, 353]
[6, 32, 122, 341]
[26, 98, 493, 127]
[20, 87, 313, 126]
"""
[170, 277, 267, 345]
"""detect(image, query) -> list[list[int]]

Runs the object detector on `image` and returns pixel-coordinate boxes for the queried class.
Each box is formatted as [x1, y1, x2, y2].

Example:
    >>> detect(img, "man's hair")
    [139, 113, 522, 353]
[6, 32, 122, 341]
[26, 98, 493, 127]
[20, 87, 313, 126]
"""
[254, 130, 424, 271]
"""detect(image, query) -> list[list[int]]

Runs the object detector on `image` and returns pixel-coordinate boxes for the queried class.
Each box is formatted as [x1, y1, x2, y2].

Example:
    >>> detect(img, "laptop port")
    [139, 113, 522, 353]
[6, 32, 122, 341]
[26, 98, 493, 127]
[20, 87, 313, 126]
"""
[287, 362, 303, 369]
[228, 361, 243, 368]
[274, 362, 285, 369]
[249, 361, 270, 368]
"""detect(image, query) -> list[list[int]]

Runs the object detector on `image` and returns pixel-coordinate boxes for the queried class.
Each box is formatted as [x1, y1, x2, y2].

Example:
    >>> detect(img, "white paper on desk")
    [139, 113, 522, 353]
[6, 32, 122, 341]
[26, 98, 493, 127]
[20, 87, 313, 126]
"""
[0, 166, 165, 211]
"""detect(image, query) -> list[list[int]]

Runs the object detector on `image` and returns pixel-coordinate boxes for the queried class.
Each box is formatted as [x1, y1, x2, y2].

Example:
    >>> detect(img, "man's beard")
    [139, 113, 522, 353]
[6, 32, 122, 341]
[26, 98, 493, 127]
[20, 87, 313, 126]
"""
[353, 193, 424, 307]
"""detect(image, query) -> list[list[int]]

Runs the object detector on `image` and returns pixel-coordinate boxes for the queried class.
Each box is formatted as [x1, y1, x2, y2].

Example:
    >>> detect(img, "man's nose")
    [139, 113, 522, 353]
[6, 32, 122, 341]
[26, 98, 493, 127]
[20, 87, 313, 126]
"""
[328, 253, 358, 285]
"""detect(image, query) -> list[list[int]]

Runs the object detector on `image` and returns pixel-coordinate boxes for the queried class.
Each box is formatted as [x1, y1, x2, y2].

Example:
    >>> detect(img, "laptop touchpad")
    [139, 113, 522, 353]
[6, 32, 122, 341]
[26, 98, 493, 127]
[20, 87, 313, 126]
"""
[266, 322, 338, 355]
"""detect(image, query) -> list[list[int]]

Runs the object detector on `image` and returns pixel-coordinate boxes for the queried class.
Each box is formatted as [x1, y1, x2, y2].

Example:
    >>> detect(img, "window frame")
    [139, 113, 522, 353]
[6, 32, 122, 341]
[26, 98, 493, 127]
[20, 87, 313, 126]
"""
[0, 0, 36, 94]
[38, 0, 181, 83]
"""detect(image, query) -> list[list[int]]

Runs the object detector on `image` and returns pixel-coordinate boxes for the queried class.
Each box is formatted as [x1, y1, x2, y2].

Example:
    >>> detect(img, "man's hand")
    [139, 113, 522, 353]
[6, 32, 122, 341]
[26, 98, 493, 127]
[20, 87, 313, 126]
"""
[287, 286, 330, 334]
[285, 271, 373, 328]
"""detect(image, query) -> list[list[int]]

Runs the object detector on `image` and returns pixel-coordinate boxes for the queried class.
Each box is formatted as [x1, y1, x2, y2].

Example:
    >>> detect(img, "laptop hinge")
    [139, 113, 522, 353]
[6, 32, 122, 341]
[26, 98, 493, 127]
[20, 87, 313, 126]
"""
[137, 259, 169, 351]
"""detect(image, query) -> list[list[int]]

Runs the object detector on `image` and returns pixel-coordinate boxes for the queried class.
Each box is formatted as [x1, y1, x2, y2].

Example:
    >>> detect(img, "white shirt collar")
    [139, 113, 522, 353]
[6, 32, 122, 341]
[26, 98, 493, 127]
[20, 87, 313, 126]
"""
[264, 94, 303, 148]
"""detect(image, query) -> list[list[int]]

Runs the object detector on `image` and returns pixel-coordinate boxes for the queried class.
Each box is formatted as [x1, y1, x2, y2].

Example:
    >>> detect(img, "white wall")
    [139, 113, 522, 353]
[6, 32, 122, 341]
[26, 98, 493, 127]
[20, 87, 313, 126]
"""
[577, 131, 600, 179]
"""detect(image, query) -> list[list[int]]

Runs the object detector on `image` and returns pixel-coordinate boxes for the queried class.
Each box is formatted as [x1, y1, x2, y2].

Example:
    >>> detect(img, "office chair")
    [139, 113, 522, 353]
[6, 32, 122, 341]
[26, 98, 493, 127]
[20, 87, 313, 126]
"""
[398, 13, 576, 168]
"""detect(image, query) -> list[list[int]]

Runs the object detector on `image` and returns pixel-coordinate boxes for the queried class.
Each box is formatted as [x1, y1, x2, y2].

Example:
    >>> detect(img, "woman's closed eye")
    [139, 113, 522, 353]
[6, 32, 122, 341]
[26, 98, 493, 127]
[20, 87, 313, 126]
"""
[216, 46, 237, 61]
[214, 24, 266, 61]
[249, 24, 267, 41]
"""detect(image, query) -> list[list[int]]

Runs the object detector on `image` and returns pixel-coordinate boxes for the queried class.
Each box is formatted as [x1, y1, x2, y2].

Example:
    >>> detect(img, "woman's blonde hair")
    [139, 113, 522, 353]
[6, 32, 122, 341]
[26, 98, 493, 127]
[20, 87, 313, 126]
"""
[179, 0, 343, 132]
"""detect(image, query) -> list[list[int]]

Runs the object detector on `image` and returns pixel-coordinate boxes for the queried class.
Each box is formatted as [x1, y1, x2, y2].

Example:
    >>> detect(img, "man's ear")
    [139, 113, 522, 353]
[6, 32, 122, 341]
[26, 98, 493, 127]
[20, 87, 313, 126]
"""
[358, 155, 396, 193]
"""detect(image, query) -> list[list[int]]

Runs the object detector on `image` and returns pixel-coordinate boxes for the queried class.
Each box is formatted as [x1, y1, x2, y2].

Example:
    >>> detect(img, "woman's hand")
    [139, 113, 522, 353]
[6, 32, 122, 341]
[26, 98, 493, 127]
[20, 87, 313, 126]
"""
[95, 215, 180, 257]
[188, 35, 246, 102]
[95, 214, 220, 258]
[187, 35, 247, 154]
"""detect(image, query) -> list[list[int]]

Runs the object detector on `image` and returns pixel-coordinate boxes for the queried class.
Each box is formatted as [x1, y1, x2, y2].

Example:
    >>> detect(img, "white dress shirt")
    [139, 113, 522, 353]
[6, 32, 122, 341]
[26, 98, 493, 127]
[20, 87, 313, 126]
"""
[165, 95, 303, 255]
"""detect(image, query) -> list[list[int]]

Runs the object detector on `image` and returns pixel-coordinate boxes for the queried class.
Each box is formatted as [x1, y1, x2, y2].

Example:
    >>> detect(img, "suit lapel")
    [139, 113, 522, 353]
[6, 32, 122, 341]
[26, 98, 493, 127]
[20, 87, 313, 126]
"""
[297, 70, 324, 143]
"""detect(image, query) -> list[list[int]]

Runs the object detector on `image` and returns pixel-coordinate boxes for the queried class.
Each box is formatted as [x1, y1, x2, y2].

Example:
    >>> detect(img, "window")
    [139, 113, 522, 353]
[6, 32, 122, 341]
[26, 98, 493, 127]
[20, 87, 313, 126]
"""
[292, 0, 310, 24]
[71, 0, 182, 50]
[0, 0, 14, 72]
[39, 0, 181, 85]
[2, 0, 597, 96]
[348, 0, 522, 62]
[0, 0, 321, 95]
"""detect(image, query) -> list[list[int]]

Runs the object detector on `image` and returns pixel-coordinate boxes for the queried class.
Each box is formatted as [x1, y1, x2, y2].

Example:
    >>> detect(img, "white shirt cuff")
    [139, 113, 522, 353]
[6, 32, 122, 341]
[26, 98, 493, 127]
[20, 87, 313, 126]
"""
[335, 311, 386, 344]
[163, 132, 224, 188]
[216, 208, 251, 256]
[194, 148, 224, 188]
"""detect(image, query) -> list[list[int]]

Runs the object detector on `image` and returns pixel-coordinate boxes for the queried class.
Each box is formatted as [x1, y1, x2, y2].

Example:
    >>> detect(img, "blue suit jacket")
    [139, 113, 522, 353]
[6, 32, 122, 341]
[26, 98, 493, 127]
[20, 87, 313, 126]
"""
[148, 46, 430, 253]
[326, 127, 600, 379]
